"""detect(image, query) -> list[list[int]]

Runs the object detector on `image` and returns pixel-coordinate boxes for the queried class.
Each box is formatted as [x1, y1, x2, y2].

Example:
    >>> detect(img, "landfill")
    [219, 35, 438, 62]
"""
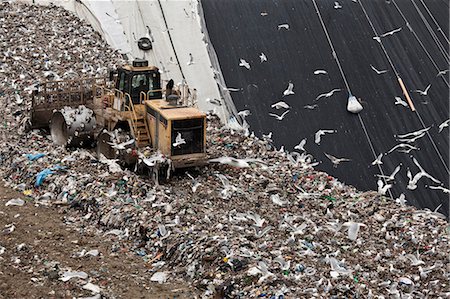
[0, 2, 449, 298]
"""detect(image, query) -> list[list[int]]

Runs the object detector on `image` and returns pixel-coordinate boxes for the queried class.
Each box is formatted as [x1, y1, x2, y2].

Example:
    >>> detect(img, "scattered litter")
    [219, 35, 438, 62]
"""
[60, 271, 88, 282]
[82, 282, 101, 294]
[5, 198, 25, 206]
[150, 272, 168, 283]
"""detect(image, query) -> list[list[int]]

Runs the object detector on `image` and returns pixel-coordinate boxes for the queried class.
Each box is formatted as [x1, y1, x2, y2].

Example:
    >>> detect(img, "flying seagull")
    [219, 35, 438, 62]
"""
[314, 69, 328, 75]
[427, 185, 450, 194]
[334, 1, 342, 9]
[324, 152, 351, 168]
[315, 129, 336, 144]
[315, 88, 341, 101]
[370, 64, 388, 74]
[377, 179, 392, 195]
[394, 96, 408, 107]
[380, 27, 402, 37]
[386, 143, 419, 154]
[239, 59, 251, 70]
[283, 82, 294, 96]
[278, 24, 289, 30]
[238, 109, 251, 118]
[271, 101, 290, 109]
[371, 153, 383, 165]
[269, 110, 290, 121]
[413, 84, 431, 96]
[107, 139, 135, 150]
[407, 157, 441, 190]
[294, 138, 307, 152]
[173, 132, 186, 147]
[259, 53, 267, 63]
[438, 119, 450, 133]
[377, 164, 401, 181]
[304, 104, 318, 110]
[436, 69, 449, 77]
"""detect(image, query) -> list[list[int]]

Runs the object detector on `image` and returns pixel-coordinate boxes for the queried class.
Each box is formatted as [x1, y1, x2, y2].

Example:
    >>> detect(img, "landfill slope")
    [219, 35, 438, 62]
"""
[0, 2, 449, 298]
[201, 0, 449, 216]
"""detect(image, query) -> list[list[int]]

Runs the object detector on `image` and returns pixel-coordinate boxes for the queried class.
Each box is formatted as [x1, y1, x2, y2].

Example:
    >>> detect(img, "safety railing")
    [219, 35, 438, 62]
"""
[124, 93, 142, 142]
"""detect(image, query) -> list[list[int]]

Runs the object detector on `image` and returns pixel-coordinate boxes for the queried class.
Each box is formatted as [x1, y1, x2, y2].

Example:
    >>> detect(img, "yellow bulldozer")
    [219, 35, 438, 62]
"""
[31, 59, 207, 173]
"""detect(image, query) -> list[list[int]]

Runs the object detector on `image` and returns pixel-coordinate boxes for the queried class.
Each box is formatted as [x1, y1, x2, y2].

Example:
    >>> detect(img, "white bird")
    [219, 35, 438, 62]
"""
[186, 172, 201, 193]
[380, 27, 402, 37]
[315, 129, 335, 144]
[107, 139, 135, 150]
[304, 104, 318, 110]
[427, 185, 450, 194]
[377, 164, 401, 181]
[187, 53, 194, 65]
[396, 127, 430, 139]
[173, 132, 186, 147]
[324, 152, 351, 168]
[209, 156, 265, 168]
[438, 119, 450, 133]
[269, 110, 290, 121]
[259, 52, 267, 63]
[394, 96, 408, 107]
[294, 138, 307, 152]
[270, 194, 288, 206]
[370, 64, 388, 74]
[217, 82, 242, 92]
[277, 24, 289, 30]
[15, 93, 23, 105]
[334, 1, 342, 9]
[386, 143, 419, 154]
[315, 88, 341, 101]
[436, 69, 449, 77]
[262, 132, 272, 139]
[373, 36, 381, 43]
[271, 101, 290, 109]
[371, 153, 384, 165]
[246, 211, 265, 227]
[205, 98, 222, 106]
[343, 221, 366, 240]
[405, 253, 424, 266]
[407, 157, 441, 190]
[238, 109, 251, 118]
[239, 59, 251, 70]
[377, 179, 392, 195]
[395, 193, 407, 206]
[314, 69, 328, 75]
[413, 84, 431, 96]
[283, 82, 294, 96]
[253, 226, 273, 238]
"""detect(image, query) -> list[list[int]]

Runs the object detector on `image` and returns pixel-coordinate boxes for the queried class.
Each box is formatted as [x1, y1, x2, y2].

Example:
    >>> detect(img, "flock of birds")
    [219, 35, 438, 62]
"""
[205, 1, 450, 203]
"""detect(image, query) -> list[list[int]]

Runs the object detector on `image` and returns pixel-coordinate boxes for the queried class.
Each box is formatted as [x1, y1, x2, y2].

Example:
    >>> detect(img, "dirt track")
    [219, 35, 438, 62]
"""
[0, 184, 198, 299]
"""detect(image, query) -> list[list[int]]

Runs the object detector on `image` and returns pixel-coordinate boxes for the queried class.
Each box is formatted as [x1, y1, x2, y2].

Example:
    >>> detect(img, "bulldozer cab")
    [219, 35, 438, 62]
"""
[114, 59, 162, 103]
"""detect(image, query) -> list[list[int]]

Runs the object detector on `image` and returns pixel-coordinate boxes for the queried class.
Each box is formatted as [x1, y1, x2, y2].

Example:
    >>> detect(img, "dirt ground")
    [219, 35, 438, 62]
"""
[0, 184, 199, 299]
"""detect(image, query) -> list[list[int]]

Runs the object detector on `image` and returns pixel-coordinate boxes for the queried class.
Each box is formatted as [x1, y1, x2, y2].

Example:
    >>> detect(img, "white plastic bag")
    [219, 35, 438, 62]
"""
[347, 95, 363, 114]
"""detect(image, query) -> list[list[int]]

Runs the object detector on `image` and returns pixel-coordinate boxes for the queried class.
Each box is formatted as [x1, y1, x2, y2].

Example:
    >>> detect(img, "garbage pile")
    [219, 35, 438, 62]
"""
[1, 2, 449, 298]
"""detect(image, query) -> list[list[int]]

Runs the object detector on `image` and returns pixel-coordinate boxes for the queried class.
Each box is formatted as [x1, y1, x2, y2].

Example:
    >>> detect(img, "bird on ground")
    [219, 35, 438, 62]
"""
[278, 24, 289, 30]
[377, 164, 401, 181]
[269, 110, 290, 121]
[413, 84, 431, 96]
[380, 27, 402, 37]
[259, 52, 267, 63]
[314, 69, 328, 75]
[436, 69, 449, 77]
[271, 101, 290, 109]
[187, 53, 194, 65]
[253, 226, 273, 238]
[315, 129, 336, 144]
[186, 172, 201, 193]
[294, 138, 307, 152]
[270, 194, 288, 206]
[239, 59, 250, 70]
[371, 153, 384, 165]
[427, 185, 450, 194]
[405, 253, 425, 266]
[334, 1, 342, 9]
[438, 119, 450, 133]
[324, 152, 351, 168]
[107, 138, 135, 150]
[370, 64, 388, 74]
[377, 179, 392, 195]
[173, 132, 186, 147]
[315, 88, 341, 101]
[283, 82, 294, 96]
[394, 96, 408, 107]
[246, 211, 265, 227]
[304, 104, 318, 110]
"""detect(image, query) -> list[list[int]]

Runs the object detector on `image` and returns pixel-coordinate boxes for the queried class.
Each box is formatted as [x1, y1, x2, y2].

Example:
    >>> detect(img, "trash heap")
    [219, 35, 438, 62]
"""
[0, 2, 449, 298]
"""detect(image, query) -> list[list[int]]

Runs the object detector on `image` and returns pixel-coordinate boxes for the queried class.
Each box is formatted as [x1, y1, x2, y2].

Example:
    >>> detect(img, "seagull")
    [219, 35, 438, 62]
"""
[269, 110, 290, 121]
[206, 98, 222, 106]
[187, 53, 194, 65]
[334, 1, 342, 9]
[371, 153, 383, 165]
[186, 172, 201, 193]
[294, 138, 307, 152]
[315, 88, 341, 101]
[386, 143, 419, 154]
[262, 132, 272, 139]
[15, 93, 23, 105]
[209, 156, 265, 168]
[259, 52, 267, 63]
[436, 69, 449, 77]
[107, 139, 135, 150]
[370, 64, 388, 74]
[380, 27, 402, 37]
[396, 127, 430, 139]
[407, 157, 441, 190]
[246, 211, 265, 227]
[271, 101, 290, 109]
[270, 194, 288, 206]
[373, 36, 381, 43]
[413, 84, 431, 96]
[216, 81, 241, 92]
[377, 179, 392, 195]
[283, 82, 294, 96]
[239, 59, 251, 70]
[253, 226, 273, 238]
[324, 152, 351, 168]
[394, 96, 408, 107]
[395, 193, 407, 206]
[314, 69, 328, 75]
[438, 119, 450, 133]
[238, 109, 251, 118]
[377, 164, 401, 181]
[343, 221, 366, 241]
[427, 185, 450, 194]
[405, 253, 424, 266]
[315, 129, 336, 144]
[304, 104, 318, 110]
[173, 132, 186, 147]
[278, 24, 289, 30]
